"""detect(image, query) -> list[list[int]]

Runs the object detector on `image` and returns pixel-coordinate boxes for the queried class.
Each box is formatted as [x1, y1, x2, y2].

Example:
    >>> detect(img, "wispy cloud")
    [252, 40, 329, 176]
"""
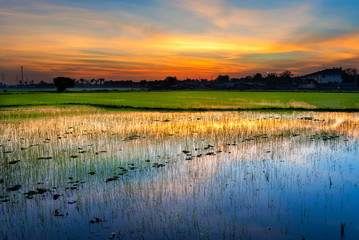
[1, 0, 359, 82]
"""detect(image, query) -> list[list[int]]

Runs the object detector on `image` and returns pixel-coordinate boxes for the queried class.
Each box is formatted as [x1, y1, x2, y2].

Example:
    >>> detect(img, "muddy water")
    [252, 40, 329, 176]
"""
[0, 110, 358, 239]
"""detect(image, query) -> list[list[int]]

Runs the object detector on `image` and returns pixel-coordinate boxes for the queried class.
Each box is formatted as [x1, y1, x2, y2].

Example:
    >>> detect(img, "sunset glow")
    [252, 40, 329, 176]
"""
[1, 0, 359, 82]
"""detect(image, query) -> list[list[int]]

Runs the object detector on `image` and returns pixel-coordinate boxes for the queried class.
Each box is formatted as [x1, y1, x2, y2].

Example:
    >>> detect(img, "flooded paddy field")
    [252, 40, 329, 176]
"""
[1, 108, 358, 240]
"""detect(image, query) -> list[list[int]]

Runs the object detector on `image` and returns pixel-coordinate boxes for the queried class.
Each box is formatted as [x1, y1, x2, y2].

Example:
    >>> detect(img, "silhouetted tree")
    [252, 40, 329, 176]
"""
[244, 75, 253, 81]
[265, 72, 278, 89]
[216, 75, 230, 82]
[280, 71, 293, 79]
[163, 76, 177, 88]
[164, 76, 177, 84]
[252, 73, 263, 82]
[342, 68, 356, 83]
[53, 77, 75, 92]
[98, 78, 105, 85]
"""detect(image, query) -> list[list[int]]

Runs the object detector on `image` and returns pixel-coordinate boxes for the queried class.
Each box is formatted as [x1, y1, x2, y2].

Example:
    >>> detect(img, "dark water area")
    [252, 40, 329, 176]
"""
[0, 111, 358, 239]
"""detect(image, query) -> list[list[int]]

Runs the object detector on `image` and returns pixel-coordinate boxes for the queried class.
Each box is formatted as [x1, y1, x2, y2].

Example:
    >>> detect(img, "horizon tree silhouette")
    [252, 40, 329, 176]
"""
[215, 75, 230, 82]
[53, 77, 75, 92]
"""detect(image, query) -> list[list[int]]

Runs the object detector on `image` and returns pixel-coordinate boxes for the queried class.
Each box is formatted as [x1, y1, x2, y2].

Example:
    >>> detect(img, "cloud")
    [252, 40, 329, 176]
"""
[1, 0, 359, 82]
[168, 0, 315, 39]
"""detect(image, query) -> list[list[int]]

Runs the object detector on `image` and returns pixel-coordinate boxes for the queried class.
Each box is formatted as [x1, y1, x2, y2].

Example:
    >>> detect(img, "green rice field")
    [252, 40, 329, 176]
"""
[0, 91, 358, 110]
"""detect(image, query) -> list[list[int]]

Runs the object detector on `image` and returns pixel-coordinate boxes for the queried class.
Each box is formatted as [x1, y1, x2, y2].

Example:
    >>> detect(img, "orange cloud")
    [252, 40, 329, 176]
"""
[1, 1, 359, 82]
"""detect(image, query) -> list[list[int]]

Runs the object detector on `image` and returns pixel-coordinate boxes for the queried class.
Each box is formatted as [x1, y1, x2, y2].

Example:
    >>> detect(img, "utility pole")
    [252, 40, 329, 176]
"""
[1, 72, 4, 85]
[21, 66, 24, 83]
[355, 68, 357, 86]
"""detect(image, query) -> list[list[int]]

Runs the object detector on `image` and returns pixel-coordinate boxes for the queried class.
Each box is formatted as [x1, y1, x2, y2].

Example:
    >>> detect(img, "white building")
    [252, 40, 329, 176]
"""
[302, 69, 344, 84]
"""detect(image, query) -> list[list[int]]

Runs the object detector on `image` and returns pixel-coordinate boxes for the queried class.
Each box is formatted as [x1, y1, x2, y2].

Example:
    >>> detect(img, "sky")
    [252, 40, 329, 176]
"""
[1, 0, 359, 83]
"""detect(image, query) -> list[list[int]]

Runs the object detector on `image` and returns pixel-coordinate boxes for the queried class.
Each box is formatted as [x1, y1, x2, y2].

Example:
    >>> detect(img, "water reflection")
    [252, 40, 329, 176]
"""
[0, 110, 358, 239]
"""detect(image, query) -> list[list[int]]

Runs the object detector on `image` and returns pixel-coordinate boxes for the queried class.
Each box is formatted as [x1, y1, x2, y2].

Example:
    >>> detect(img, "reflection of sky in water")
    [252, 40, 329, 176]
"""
[0, 111, 358, 239]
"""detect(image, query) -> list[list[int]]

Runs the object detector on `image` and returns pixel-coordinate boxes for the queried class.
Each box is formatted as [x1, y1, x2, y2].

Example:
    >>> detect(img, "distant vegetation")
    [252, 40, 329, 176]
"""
[53, 77, 75, 92]
[1, 68, 357, 92]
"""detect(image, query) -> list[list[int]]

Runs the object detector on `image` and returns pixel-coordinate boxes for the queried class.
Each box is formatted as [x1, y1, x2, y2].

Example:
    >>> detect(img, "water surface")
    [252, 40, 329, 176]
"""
[1, 110, 358, 239]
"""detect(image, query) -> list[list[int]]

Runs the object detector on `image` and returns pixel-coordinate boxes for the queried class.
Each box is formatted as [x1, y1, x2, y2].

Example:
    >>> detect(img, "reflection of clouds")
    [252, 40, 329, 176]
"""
[2, 110, 358, 144]
[1, 109, 359, 239]
[331, 118, 345, 128]
[54, 110, 359, 195]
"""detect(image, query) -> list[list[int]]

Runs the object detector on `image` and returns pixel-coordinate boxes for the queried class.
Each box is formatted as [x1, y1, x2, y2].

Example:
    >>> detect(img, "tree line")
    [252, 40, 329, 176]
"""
[2, 68, 356, 92]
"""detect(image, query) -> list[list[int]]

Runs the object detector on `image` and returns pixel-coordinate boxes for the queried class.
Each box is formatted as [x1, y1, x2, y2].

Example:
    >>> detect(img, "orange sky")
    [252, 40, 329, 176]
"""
[1, 0, 359, 83]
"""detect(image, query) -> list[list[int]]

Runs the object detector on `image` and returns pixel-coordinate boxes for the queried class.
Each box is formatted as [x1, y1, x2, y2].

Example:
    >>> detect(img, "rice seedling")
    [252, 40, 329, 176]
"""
[341, 222, 346, 239]
[0, 107, 358, 239]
